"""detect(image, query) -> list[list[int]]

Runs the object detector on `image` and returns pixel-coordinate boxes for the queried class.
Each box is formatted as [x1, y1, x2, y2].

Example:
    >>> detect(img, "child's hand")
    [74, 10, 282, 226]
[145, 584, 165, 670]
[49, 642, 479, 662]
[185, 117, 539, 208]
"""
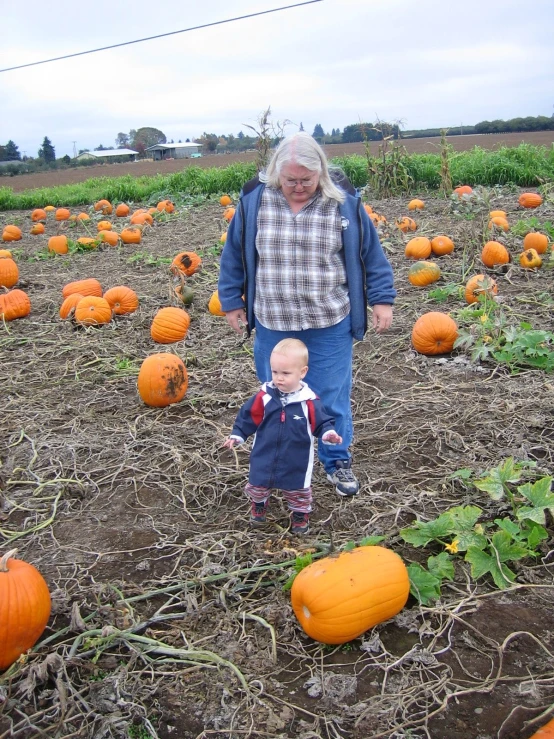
[322, 431, 342, 445]
[223, 437, 240, 449]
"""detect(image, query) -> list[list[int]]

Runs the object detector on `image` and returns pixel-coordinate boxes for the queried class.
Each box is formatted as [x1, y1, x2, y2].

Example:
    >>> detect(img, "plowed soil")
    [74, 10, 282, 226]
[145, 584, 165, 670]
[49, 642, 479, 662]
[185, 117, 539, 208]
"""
[0, 182, 553, 739]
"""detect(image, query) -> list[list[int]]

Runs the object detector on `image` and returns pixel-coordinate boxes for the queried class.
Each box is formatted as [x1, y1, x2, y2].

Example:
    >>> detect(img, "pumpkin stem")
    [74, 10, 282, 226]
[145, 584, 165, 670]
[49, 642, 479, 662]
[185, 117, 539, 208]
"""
[0, 548, 18, 571]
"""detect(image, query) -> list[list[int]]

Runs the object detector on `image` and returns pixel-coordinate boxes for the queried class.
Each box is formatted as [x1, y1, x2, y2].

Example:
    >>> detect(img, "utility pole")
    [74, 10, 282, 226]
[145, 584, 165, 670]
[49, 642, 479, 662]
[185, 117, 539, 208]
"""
[72, 141, 77, 158]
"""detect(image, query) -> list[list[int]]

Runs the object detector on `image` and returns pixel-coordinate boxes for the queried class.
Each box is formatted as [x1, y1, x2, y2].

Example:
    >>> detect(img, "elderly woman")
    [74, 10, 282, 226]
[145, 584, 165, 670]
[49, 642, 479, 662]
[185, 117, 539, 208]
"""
[218, 132, 395, 497]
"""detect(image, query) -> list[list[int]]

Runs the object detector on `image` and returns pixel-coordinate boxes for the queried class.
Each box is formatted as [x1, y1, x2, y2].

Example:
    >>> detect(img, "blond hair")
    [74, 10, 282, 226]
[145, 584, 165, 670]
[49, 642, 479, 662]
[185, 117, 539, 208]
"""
[271, 338, 309, 366]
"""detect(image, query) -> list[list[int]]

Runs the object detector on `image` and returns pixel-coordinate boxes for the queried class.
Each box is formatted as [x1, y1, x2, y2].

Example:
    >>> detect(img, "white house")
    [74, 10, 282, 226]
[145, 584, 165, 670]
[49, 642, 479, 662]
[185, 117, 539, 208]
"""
[76, 149, 138, 162]
[146, 142, 202, 161]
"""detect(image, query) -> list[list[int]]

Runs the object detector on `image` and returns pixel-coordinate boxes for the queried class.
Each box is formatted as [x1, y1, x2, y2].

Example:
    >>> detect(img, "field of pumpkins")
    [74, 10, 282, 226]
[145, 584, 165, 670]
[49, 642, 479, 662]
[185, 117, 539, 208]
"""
[1, 184, 553, 739]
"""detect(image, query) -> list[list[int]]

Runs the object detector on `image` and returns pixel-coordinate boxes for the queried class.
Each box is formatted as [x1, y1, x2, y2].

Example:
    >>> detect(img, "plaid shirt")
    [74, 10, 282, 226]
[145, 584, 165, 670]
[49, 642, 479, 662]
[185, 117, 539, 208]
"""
[254, 187, 350, 330]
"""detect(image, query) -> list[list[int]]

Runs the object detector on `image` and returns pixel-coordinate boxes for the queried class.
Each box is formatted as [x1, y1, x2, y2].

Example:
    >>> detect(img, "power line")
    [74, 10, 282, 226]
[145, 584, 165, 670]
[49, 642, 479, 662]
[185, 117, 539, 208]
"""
[0, 1, 323, 73]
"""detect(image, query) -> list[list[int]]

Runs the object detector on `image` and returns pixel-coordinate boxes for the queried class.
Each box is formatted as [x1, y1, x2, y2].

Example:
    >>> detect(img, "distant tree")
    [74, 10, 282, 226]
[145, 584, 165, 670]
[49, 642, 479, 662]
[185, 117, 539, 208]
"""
[1, 140, 21, 161]
[94, 144, 108, 151]
[61, 154, 71, 165]
[115, 132, 130, 147]
[185, 138, 190, 142]
[131, 127, 166, 150]
[199, 133, 219, 153]
[38, 136, 56, 162]
[312, 123, 324, 139]
[237, 131, 244, 139]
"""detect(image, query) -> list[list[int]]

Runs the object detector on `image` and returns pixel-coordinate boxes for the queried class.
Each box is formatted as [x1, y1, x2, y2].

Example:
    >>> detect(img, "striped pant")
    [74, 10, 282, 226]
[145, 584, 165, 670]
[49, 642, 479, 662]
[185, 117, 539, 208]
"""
[245, 482, 312, 513]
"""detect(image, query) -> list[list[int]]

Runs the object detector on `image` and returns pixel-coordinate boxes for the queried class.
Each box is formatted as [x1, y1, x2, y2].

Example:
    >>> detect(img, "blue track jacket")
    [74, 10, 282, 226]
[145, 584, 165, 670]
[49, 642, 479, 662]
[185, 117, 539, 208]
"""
[230, 382, 336, 490]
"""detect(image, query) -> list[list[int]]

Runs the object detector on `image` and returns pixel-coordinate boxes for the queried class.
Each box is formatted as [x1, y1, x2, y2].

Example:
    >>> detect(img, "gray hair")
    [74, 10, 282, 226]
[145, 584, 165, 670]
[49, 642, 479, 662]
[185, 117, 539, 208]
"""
[260, 132, 346, 204]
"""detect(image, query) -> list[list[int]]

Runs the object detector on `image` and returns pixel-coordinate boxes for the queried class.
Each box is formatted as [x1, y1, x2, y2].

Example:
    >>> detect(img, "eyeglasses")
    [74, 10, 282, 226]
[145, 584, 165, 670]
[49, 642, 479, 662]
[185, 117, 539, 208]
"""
[282, 178, 316, 188]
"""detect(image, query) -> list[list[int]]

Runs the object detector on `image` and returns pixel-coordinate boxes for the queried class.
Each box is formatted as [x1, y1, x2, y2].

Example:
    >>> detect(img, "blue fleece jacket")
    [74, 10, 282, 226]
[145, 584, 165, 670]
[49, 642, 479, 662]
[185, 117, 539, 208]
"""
[230, 382, 336, 490]
[218, 176, 396, 340]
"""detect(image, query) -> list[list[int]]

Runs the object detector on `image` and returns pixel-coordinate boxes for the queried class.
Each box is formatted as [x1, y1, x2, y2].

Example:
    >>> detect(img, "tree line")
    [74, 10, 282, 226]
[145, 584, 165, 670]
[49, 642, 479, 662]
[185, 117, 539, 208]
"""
[2, 114, 553, 172]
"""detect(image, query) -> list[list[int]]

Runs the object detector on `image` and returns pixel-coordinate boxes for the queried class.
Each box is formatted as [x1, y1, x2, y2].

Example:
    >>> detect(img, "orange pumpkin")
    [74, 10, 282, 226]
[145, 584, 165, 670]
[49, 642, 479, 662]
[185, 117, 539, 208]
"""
[157, 200, 175, 214]
[519, 248, 542, 269]
[481, 241, 510, 268]
[62, 278, 103, 299]
[453, 185, 473, 197]
[430, 235, 454, 256]
[137, 353, 189, 407]
[94, 199, 113, 215]
[98, 230, 119, 247]
[408, 198, 425, 211]
[223, 207, 236, 222]
[76, 213, 90, 221]
[363, 203, 373, 215]
[77, 237, 98, 248]
[130, 212, 153, 226]
[523, 232, 549, 254]
[405, 237, 432, 259]
[103, 286, 139, 315]
[170, 251, 202, 277]
[31, 208, 47, 222]
[408, 261, 441, 287]
[44, 205, 55, 212]
[2, 225, 22, 242]
[0, 249, 12, 258]
[97, 220, 112, 231]
[48, 235, 69, 255]
[528, 717, 554, 739]
[369, 212, 387, 226]
[115, 203, 130, 217]
[150, 307, 191, 343]
[220, 231, 227, 244]
[55, 208, 71, 221]
[290, 546, 410, 644]
[0, 549, 51, 670]
[0, 289, 31, 321]
[518, 192, 543, 208]
[488, 216, 509, 232]
[59, 293, 84, 319]
[412, 311, 458, 355]
[30, 223, 45, 235]
[0, 257, 19, 288]
[120, 228, 142, 244]
[208, 290, 226, 316]
[74, 296, 113, 326]
[465, 274, 498, 304]
[396, 217, 417, 233]
[219, 195, 232, 207]
[489, 210, 507, 219]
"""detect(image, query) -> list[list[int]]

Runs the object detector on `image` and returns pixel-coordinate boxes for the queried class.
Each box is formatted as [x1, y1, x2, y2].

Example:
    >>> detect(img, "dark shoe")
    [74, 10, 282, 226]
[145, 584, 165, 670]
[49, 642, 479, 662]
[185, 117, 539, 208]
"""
[250, 500, 268, 526]
[326, 460, 359, 497]
[291, 511, 309, 535]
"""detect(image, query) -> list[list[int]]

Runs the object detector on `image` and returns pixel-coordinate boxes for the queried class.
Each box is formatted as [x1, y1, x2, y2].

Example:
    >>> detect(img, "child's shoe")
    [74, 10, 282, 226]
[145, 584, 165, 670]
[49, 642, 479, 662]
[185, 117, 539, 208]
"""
[291, 511, 309, 535]
[250, 500, 268, 526]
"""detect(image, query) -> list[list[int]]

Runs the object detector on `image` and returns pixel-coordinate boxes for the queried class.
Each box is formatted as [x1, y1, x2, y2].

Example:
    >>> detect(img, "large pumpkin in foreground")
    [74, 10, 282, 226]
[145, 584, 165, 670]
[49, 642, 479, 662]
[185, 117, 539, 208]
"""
[0, 549, 51, 670]
[290, 546, 410, 644]
[137, 353, 188, 407]
[412, 311, 458, 355]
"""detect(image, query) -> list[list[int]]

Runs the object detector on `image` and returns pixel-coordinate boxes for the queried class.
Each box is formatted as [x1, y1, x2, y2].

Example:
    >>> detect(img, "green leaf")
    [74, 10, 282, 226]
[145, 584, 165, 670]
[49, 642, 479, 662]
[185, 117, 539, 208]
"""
[516, 505, 547, 525]
[524, 521, 549, 549]
[449, 505, 483, 531]
[491, 530, 529, 562]
[473, 457, 522, 500]
[465, 546, 516, 589]
[427, 552, 455, 581]
[407, 563, 442, 605]
[358, 535, 386, 547]
[518, 477, 554, 513]
[400, 512, 455, 547]
[455, 530, 488, 551]
[343, 540, 356, 552]
[449, 468, 473, 481]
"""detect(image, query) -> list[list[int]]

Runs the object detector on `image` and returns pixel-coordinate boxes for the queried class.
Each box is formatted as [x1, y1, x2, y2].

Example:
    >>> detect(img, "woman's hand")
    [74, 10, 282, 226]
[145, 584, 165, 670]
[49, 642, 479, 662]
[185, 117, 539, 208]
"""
[225, 308, 247, 334]
[372, 304, 393, 334]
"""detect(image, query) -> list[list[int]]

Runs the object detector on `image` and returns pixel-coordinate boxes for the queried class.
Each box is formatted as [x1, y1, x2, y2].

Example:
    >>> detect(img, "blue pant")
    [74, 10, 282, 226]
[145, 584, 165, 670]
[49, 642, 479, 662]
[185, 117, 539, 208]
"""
[253, 315, 354, 475]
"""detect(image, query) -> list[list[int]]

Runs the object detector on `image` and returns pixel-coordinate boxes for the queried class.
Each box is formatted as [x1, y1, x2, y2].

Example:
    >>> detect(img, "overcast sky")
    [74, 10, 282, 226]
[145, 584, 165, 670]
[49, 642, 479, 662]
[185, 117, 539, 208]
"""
[2, 0, 553, 159]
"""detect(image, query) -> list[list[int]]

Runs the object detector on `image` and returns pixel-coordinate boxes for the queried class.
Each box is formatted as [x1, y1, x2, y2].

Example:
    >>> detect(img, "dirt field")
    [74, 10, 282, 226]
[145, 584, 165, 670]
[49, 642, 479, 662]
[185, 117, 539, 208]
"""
[0, 185, 553, 739]
[3, 131, 554, 194]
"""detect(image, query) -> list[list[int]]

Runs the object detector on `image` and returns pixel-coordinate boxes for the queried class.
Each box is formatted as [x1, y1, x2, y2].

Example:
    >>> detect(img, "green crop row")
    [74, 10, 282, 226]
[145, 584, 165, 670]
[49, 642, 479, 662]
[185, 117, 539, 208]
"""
[1, 143, 552, 211]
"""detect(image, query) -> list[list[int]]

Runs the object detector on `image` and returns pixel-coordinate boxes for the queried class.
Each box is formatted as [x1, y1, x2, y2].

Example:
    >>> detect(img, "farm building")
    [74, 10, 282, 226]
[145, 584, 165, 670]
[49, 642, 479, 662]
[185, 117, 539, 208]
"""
[76, 149, 138, 162]
[146, 142, 202, 160]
